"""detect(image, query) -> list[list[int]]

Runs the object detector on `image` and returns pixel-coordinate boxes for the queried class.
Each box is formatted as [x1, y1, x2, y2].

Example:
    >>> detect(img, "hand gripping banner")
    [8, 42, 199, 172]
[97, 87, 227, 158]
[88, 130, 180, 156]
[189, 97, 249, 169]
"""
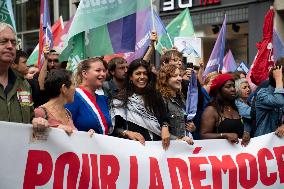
[0, 121, 283, 188]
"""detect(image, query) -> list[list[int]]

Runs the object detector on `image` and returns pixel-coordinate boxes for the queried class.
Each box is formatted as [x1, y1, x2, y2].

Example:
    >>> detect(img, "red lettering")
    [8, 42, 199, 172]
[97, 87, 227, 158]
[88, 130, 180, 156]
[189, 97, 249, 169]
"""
[257, 148, 277, 186]
[208, 155, 237, 189]
[100, 155, 120, 189]
[189, 157, 211, 189]
[167, 158, 191, 189]
[53, 152, 80, 189]
[200, 0, 220, 6]
[23, 150, 53, 189]
[149, 157, 164, 189]
[129, 156, 138, 189]
[78, 154, 90, 189]
[236, 153, 258, 189]
[273, 146, 284, 183]
[90, 154, 100, 189]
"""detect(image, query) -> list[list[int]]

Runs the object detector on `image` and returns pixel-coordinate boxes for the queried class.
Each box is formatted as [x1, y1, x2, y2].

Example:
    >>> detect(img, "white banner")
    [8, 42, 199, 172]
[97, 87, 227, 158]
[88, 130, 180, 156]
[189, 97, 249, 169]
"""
[0, 121, 284, 189]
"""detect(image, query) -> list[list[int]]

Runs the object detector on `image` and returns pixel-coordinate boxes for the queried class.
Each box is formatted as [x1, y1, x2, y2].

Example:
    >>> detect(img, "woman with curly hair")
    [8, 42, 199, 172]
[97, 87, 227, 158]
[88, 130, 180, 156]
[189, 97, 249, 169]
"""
[200, 74, 250, 146]
[156, 64, 194, 145]
[111, 59, 171, 149]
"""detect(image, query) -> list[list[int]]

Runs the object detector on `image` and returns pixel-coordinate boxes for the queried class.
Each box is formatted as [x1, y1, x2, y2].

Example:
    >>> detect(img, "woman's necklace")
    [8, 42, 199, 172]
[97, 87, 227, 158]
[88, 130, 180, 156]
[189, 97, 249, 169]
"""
[46, 105, 70, 125]
[224, 105, 232, 112]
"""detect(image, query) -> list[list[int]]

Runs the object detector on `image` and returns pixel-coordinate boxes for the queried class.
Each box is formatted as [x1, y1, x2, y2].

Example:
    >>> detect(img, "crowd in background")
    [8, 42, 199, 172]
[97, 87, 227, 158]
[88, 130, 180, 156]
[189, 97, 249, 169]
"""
[1, 22, 284, 150]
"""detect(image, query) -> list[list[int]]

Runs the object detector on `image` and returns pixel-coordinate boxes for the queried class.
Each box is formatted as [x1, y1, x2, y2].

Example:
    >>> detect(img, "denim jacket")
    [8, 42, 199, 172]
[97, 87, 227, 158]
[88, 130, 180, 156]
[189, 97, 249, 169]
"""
[254, 85, 284, 137]
[235, 99, 252, 133]
[165, 96, 193, 139]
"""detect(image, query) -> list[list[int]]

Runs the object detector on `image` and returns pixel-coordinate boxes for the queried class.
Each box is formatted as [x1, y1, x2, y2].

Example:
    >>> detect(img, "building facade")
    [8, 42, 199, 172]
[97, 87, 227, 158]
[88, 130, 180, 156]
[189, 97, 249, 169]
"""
[159, 0, 280, 65]
[12, 0, 77, 54]
[13, 0, 283, 66]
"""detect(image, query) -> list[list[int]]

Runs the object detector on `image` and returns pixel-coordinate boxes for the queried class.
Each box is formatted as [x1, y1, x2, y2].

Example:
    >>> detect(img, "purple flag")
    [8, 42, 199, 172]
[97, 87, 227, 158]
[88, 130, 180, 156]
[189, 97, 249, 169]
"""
[38, 0, 53, 67]
[273, 29, 284, 62]
[42, 0, 53, 47]
[203, 15, 227, 80]
[185, 71, 198, 137]
[222, 49, 237, 73]
[123, 8, 167, 62]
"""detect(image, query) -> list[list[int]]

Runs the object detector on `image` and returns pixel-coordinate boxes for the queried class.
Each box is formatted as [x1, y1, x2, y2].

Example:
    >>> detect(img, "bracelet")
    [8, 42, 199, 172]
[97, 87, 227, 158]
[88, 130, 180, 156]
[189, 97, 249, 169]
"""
[122, 130, 128, 136]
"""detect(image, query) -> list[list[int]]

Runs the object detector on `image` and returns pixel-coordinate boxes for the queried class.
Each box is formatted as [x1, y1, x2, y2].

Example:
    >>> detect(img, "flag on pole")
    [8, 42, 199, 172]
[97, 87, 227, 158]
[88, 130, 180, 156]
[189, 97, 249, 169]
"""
[203, 15, 227, 80]
[27, 16, 64, 66]
[222, 49, 237, 73]
[121, 8, 167, 63]
[237, 61, 249, 74]
[38, 0, 53, 68]
[156, 8, 195, 53]
[60, 0, 151, 71]
[273, 28, 284, 62]
[250, 8, 274, 85]
[0, 0, 16, 29]
[98, 8, 167, 64]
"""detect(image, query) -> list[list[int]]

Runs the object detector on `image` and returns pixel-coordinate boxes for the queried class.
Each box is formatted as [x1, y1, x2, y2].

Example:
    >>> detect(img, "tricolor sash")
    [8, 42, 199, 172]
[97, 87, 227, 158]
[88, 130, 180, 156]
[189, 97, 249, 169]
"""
[76, 87, 109, 135]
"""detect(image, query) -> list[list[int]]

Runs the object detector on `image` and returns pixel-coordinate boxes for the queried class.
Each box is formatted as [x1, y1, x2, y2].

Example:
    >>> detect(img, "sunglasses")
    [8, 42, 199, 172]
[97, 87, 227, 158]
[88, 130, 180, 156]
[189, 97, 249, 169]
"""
[48, 59, 59, 63]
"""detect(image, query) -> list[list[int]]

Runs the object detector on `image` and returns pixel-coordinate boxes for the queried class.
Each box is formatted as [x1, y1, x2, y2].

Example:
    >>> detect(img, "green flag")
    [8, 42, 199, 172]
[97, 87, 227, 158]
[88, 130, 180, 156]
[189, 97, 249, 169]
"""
[26, 44, 39, 66]
[60, 0, 150, 71]
[0, 0, 16, 29]
[67, 0, 150, 41]
[61, 33, 85, 72]
[156, 8, 194, 53]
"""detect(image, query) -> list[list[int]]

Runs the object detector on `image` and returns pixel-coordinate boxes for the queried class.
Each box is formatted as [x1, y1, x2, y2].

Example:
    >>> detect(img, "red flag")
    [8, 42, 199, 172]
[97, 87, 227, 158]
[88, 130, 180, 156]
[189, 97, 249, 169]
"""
[250, 8, 274, 85]
[53, 16, 73, 49]
[52, 16, 64, 47]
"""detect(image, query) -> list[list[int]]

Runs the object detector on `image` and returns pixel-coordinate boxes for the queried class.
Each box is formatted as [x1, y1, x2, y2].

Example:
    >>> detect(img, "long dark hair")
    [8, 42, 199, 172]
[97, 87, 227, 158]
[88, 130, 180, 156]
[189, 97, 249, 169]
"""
[115, 59, 166, 118]
[208, 81, 238, 120]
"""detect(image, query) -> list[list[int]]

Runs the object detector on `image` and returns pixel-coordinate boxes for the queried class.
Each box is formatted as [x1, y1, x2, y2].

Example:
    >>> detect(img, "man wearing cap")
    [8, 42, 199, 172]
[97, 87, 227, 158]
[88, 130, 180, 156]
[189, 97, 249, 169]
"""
[0, 22, 48, 127]
[33, 45, 64, 107]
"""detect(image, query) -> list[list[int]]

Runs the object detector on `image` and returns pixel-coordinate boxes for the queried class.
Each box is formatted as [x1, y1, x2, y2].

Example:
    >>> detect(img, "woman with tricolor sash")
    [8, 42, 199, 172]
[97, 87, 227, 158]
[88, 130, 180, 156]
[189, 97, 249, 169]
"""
[111, 59, 171, 150]
[65, 57, 112, 135]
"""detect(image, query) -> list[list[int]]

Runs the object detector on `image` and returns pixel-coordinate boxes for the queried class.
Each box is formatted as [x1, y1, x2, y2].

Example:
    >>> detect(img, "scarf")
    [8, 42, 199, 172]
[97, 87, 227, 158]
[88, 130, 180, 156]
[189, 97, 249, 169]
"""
[111, 93, 161, 136]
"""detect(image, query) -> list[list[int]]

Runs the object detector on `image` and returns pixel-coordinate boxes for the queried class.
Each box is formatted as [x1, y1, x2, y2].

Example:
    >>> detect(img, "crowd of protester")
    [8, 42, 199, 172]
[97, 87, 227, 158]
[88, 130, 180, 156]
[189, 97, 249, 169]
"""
[1, 21, 284, 149]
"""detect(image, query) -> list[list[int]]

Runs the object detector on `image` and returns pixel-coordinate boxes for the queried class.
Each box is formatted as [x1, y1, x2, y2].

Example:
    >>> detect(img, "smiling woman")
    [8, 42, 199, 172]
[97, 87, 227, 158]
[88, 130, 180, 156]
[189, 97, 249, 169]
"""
[65, 57, 112, 135]
[110, 59, 170, 149]
[156, 64, 194, 146]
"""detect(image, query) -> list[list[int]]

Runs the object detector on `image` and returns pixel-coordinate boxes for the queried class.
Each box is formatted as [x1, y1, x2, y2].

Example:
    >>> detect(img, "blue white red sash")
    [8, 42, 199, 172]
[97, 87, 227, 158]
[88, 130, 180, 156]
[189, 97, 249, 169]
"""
[76, 87, 109, 135]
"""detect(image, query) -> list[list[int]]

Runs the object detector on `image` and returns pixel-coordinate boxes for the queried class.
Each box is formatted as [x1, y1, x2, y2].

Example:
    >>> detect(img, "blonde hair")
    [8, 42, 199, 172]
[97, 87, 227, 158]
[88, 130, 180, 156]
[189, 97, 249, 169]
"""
[75, 57, 104, 86]
[204, 72, 219, 86]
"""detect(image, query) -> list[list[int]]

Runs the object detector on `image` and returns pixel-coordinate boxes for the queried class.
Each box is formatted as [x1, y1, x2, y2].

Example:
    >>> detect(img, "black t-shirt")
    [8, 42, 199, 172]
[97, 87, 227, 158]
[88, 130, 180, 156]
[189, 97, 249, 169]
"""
[28, 73, 48, 108]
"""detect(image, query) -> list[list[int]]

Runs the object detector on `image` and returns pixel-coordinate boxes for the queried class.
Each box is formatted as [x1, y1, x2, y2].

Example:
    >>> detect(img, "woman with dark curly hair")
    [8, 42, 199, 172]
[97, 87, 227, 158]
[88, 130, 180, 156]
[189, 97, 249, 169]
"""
[111, 59, 171, 149]
[156, 64, 194, 145]
[200, 74, 250, 146]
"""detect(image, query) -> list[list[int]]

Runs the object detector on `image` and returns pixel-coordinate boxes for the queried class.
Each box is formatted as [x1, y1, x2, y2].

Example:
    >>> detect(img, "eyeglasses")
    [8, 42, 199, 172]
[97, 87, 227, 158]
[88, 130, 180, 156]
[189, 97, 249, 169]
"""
[48, 59, 59, 63]
[0, 38, 17, 47]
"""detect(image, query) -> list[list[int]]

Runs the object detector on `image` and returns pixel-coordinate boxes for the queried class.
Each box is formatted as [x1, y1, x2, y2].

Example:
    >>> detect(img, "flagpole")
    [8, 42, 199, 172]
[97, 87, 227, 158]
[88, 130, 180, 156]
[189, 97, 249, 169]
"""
[167, 32, 174, 47]
[45, 28, 48, 46]
[150, 0, 155, 31]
